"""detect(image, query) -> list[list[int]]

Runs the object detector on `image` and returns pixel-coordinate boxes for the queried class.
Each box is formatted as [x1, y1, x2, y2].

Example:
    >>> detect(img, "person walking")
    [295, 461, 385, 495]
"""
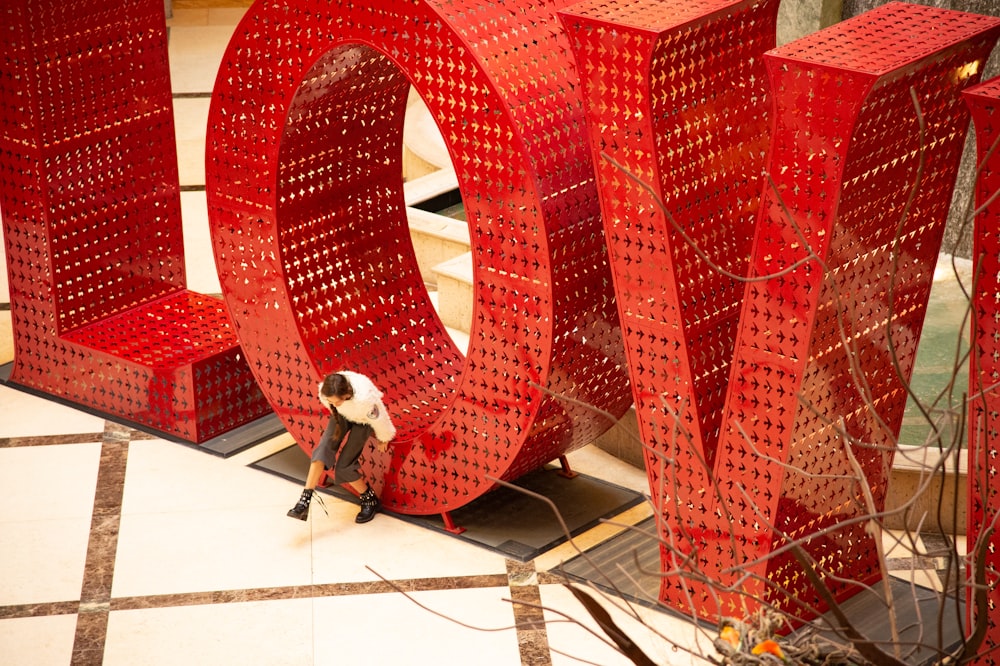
[286, 370, 395, 523]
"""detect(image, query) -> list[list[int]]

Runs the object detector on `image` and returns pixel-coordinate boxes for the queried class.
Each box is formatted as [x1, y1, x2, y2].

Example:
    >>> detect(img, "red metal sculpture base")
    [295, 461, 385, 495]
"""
[0, 0, 271, 442]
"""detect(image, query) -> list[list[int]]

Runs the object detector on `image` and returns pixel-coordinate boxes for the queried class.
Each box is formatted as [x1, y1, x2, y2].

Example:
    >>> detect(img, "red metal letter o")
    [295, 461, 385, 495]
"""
[206, 0, 631, 514]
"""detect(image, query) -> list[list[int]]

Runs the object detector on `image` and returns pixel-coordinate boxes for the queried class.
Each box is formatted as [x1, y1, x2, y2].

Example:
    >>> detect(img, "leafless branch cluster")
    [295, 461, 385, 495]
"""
[374, 88, 1000, 665]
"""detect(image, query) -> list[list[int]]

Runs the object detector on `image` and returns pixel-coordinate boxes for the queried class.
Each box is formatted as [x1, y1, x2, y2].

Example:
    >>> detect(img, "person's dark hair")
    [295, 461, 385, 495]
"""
[321, 372, 354, 401]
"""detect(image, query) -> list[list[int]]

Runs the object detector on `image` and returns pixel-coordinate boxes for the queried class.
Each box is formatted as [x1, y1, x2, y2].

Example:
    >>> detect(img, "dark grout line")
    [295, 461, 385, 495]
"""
[110, 574, 513, 612]
[1, 572, 511, 620]
[0, 434, 105, 448]
[0, 601, 80, 620]
[70, 422, 131, 666]
[506, 560, 553, 666]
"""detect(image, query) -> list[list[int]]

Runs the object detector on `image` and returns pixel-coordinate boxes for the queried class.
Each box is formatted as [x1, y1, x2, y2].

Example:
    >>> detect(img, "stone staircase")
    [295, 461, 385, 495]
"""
[403, 99, 473, 337]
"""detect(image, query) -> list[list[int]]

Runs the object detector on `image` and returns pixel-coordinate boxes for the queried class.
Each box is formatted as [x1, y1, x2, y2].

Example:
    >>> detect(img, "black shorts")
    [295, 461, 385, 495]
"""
[310, 411, 373, 484]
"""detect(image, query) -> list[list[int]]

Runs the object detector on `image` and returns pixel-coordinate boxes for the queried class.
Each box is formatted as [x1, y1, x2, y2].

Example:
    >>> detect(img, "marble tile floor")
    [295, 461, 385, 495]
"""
[0, 2, 973, 665]
[0, 378, 703, 666]
[0, 376, 972, 666]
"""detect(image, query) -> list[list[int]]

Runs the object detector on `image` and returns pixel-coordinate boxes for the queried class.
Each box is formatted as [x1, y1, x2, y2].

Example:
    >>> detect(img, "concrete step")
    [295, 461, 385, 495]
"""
[407, 208, 469, 286]
[403, 167, 458, 208]
[402, 94, 450, 181]
[433, 251, 473, 334]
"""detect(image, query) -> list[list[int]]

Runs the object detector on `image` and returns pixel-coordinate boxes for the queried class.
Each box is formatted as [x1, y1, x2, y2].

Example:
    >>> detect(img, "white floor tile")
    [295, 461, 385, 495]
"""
[120, 438, 290, 514]
[112, 505, 317, 597]
[179, 190, 223, 295]
[0, 519, 93, 606]
[104, 599, 314, 666]
[564, 445, 650, 495]
[0, 614, 78, 666]
[0, 444, 97, 628]
[166, 8, 210, 27]
[173, 97, 210, 186]
[888, 567, 944, 593]
[0, 385, 107, 438]
[0, 311, 11, 364]
[114, 440, 315, 597]
[167, 25, 235, 94]
[0, 239, 8, 303]
[309, 510, 509, 584]
[313, 587, 521, 664]
[0, 443, 101, 522]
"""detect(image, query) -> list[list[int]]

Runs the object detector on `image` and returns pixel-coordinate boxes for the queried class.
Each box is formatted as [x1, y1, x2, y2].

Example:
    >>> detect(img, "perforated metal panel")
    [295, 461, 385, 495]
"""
[0, 0, 271, 442]
[965, 76, 1000, 664]
[564, 0, 999, 621]
[206, 0, 632, 516]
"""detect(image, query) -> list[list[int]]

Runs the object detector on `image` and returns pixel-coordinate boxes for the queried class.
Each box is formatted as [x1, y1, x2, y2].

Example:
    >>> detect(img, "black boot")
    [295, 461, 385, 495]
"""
[355, 487, 380, 523]
[287, 489, 313, 521]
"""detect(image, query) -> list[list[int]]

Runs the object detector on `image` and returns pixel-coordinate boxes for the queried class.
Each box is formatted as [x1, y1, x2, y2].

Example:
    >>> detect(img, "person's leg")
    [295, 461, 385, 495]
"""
[352, 479, 380, 524]
[305, 459, 326, 489]
[346, 478, 368, 494]
[333, 425, 381, 523]
[288, 414, 344, 521]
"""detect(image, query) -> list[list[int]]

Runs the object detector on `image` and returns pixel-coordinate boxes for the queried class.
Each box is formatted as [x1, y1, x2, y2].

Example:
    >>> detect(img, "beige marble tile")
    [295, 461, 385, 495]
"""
[564, 444, 650, 495]
[104, 598, 314, 666]
[0, 244, 8, 303]
[113, 503, 318, 597]
[167, 25, 237, 94]
[173, 97, 210, 186]
[179, 190, 222, 295]
[0, 614, 78, 666]
[313, 587, 521, 664]
[309, 508, 510, 584]
[888, 567, 944, 593]
[0, 310, 12, 365]
[0, 518, 93, 606]
[120, 438, 291, 513]
[954, 534, 968, 556]
[113, 439, 315, 597]
[226, 432, 297, 467]
[175, 0, 251, 7]
[207, 8, 249, 25]
[0, 443, 101, 606]
[0, 443, 102, 522]
[0, 385, 108, 438]
[540, 583, 706, 666]
[882, 528, 922, 559]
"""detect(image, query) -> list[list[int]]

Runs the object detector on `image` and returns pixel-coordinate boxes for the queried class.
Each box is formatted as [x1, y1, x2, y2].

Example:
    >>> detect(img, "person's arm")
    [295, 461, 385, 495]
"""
[368, 399, 396, 446]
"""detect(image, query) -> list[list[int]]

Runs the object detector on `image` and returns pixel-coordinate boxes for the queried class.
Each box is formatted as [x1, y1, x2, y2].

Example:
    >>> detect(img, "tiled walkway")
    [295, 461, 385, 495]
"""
[0, 396, 694, 665]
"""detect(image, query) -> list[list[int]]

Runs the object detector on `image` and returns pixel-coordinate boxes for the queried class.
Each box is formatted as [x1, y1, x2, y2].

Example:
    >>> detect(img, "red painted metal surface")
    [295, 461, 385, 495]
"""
[964, 76, 1000, 664]
[205, 0, 632, 515]
[0, 0, 271, 442]
[565, 0, 999, 621]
